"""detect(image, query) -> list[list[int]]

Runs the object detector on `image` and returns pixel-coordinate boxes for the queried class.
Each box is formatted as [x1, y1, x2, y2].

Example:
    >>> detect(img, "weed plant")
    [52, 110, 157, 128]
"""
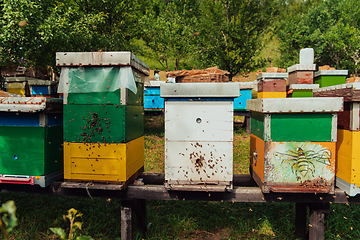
[0, 116, 358, 239]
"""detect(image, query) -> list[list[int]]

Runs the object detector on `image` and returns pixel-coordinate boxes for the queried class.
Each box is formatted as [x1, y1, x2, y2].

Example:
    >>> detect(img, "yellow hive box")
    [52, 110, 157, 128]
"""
[257, 92, 286, 99]
[64, 136, 144, 183]
[336, 129, 360, 196]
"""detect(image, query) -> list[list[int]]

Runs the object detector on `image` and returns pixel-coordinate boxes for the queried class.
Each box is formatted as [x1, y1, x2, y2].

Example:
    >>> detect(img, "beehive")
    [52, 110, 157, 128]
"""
[144, 81, 164, 111]
[57, 51, 149, 184]
[287, 64, 316, 85]
[314, 70, 348, 88]
[247, 97, 343, 193]
[234, 82, 253, 111]
[4, 77, 31, 96]
[256, 73, 288, 99]
[314, 83, 360, 196]
[287, 84, 319, 98]
[0, 97, 63, 187]
[161, 83, 240, 192]
[28, 79, 58, 97]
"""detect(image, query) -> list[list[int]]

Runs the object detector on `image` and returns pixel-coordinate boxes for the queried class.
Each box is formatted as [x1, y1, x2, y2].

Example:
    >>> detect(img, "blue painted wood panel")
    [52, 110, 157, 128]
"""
[30, 86, 53, 95]
[144, 95, 164, 109]
[234, 89, 252, 111]
[0, 112, 63, 126]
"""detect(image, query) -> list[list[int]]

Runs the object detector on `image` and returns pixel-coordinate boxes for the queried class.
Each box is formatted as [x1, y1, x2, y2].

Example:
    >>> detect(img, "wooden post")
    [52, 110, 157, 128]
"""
[133, 199, 147, 237]
[121, 200, 133, 240]
[295, 203, 307, 239]
[308, 203, 330, 240]
[245, 115, 251, 135]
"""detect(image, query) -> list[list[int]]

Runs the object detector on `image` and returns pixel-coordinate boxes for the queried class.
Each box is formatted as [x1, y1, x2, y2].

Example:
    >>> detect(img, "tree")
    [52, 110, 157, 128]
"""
[276, 0, 360, 76]
[196, 0, 277, 80]
[139, 0, 200, 71]
[0, 0, 141, 74]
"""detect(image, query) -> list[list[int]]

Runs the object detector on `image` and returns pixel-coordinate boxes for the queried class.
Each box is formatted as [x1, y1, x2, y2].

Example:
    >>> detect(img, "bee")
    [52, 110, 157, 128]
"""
[274, 147, 331, 179]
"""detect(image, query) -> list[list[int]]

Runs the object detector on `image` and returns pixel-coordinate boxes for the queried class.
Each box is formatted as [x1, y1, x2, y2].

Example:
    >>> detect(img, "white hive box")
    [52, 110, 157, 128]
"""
[161, 83, 240, 192]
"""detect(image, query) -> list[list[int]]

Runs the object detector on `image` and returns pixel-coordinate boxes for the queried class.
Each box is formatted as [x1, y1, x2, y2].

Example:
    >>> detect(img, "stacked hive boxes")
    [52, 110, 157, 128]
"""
[161, 83, 240, 192]
[287, 48, 318, 97]
[144, 81, 164, 111]
[314, 83, 360, 196]
[256, 73, 288, 99]
[247, 97, 343, 193]
[56, 52, 149, 185]
[0, 97, 63, 187]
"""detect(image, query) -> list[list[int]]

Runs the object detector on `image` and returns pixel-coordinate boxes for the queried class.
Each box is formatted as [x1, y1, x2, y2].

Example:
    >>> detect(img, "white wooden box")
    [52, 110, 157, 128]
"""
[162, 83, 238, 192]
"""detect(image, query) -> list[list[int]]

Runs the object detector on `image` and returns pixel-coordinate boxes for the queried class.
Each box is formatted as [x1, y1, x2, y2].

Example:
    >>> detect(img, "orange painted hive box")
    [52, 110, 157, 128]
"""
[247, 97, 343, 193]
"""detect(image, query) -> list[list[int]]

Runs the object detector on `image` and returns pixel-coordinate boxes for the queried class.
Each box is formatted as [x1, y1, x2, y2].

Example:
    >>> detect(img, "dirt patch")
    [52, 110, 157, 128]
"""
[180, 228, 231, 240]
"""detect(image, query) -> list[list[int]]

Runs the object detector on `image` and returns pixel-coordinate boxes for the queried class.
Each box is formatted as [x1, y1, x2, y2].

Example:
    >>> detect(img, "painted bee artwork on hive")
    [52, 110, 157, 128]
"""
[264, 142, 335, 183]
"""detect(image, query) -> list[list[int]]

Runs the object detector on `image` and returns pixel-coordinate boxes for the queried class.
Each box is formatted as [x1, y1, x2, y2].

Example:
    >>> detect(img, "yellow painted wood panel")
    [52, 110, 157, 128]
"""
[336, 129, 360, 185]
[257, 92, 286, 99]
[7, 89, 26, 97]
[126, 136, 144, 179]
[250, 134, 265, 181]
[64, 137, 144, 182]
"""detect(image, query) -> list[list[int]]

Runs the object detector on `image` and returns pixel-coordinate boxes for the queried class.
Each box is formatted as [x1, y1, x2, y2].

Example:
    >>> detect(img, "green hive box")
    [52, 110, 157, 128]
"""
[64, 104, 144, 143]
[67, 82, 144, 106]
[0, 97, 63, 187]
[57, 52, 150, 144]
[314, 70, 348, 88]
[0, 126, 63, 176]
[248, 98, 341, 142]
[287, 84, 319, 98]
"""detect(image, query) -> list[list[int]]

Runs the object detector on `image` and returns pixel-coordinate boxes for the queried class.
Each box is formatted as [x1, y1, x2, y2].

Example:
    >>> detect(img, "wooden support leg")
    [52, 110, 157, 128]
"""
[121, 200, 133, 240]
[308, 203, 330, 240]
[133, 199, 147, 237]
[245, 115, 251, 135]
[295, 203, 307, 240]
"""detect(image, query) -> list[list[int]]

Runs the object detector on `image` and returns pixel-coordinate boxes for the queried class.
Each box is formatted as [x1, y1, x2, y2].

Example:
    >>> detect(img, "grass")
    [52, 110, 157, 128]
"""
[0, 115, 359, 239]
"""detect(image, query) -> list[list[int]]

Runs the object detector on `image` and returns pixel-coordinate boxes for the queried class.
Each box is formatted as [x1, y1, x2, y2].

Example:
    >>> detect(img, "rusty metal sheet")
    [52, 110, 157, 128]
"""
[313, 83, 360, 93]
[246, 97, 343, 113]
[56, 52, 150, 76]
[0, 97, 62, 112]
[269, 185, 331, 194]
[160, 82, 240, 98]
[287, 64, 316, 73]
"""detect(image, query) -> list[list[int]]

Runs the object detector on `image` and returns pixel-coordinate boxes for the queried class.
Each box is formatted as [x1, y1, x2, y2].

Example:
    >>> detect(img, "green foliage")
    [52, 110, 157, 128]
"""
[0, 200, 17, 240]
[276, 0, 360, 75]
[50, 208, 93, 240]
[0, 0, 142, 71]
[196, 0, 277, 80]
[139, 0, 200, 71]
